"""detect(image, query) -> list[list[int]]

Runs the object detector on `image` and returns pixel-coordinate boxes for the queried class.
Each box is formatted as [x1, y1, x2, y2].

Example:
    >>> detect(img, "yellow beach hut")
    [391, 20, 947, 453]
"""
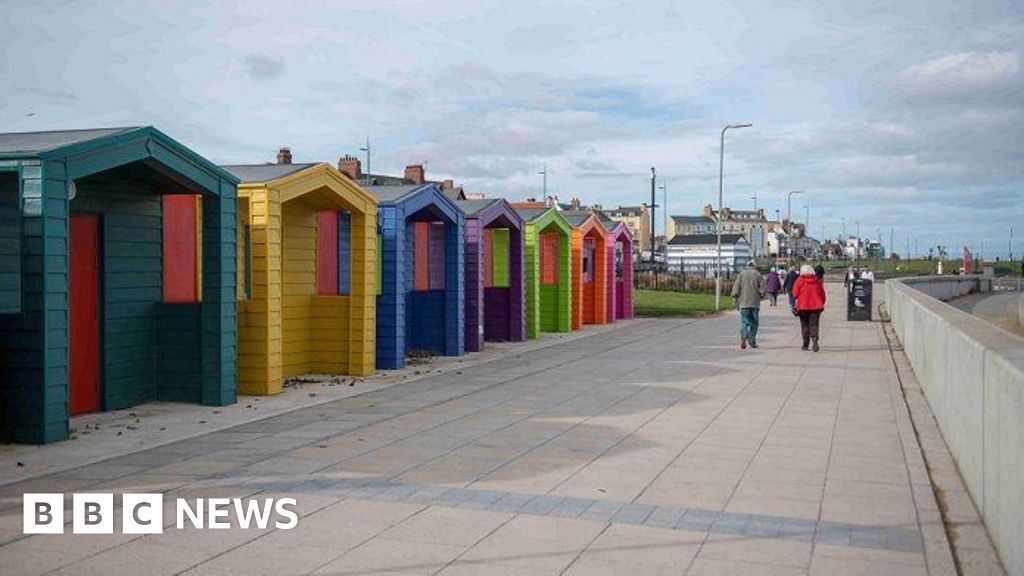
[223, 152, 377, 395]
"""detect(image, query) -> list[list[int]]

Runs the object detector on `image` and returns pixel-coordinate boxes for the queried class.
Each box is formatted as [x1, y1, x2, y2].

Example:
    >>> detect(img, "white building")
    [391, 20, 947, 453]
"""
[666, 233, 751, 277]
[767, 230, 788, 257]
[845, 237, 865, 259]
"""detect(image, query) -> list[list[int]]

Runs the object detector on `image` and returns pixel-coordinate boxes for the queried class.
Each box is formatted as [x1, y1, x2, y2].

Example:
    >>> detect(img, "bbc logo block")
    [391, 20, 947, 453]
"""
[23, 493, 297, 534]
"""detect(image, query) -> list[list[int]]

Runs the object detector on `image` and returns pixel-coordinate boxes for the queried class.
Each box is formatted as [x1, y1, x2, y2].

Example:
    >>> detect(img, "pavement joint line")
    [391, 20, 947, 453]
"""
[245, 475, 925, 554]
[0, 318, 659, 489]
[300, 319, 701, 484]
[16, 319, 684, 501]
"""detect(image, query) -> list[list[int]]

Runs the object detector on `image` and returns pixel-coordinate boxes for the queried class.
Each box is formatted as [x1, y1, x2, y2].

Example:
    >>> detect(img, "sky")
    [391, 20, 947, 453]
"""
[3, 0, 1022, 258]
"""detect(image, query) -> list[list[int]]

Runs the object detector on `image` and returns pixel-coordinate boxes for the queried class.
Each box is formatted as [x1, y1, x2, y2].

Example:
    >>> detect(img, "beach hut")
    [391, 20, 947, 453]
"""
[222, 158, 377, 395]
[370, 183, 464, 369]
[563, 210, 609, 329]
[512, 206, 572, 338]
[0, 127, 238, 443]
[604, 220, 634, 321]
[457, 199, 525, 352]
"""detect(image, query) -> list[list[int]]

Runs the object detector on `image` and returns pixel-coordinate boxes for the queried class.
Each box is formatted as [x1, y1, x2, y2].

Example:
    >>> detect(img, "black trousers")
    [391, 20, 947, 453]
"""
[798, 309, 822, 344]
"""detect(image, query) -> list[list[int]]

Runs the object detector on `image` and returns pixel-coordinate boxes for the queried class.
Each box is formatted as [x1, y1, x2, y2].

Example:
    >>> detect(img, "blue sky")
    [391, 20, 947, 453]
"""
[3, 0, 1022, 257]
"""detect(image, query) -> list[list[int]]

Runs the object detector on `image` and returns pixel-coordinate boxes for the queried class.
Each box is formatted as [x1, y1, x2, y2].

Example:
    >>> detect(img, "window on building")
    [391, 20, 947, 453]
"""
[413, 221, 446, 291]
[317, 211, 354, 296]
[582, 237, 595, 283]
[483, 228, 510, 288]
[163, 195, 200, 303]
[540, 231, 559, 285]
[317, 211, 339, 295]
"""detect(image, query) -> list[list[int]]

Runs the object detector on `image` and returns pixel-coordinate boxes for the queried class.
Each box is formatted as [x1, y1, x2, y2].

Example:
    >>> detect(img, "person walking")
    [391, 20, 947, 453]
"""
[731, 261, 765, 349]
[792, 264, 827, 351]
[765, 267, 781, 307]
[814, 263, 825, 280]
[783, 266, 800, 309]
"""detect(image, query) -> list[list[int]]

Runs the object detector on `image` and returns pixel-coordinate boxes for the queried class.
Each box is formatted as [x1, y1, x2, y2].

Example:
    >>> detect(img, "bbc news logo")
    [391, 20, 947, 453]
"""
[23, 494, 298, 534]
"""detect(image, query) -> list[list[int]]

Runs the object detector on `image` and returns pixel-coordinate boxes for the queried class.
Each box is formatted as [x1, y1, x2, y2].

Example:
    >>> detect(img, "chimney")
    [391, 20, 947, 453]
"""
[442, 179, 454, 190]
[276, 147, 292, 165]
[338, 155, 362, 180]
[404, 164, 425, 185]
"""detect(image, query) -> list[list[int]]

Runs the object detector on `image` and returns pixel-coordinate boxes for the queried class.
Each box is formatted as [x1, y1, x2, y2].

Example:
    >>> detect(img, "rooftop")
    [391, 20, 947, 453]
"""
[455, 198, 500, 217]
[668, 233, 747, 246]
[221, 163, 318, 183]
[0, 127, 136, 155]
[672, 215, 715, 224]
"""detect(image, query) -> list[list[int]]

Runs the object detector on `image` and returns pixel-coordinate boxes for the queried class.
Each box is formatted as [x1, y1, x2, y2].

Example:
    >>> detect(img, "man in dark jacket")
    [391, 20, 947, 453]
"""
[783, 267, 799, 309]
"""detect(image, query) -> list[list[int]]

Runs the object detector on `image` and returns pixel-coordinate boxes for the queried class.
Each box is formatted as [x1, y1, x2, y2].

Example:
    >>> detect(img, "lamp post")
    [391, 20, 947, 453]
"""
[786, 190, 803, 233]
[715, 123, 753, 311]
[538, 164, 547, 198]
[359, 136, 371, 187]
[659, 182, 668, 239]
[650, 167, 657, 267]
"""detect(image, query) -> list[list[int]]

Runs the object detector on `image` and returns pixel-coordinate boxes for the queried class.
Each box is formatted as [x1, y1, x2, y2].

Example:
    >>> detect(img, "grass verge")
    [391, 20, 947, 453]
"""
[634, 289, 732, 317]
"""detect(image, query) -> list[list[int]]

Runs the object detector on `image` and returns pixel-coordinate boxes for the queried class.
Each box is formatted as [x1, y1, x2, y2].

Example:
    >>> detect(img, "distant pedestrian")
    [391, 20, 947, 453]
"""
[862, 268, 875, 281]
[844, 266, 854, 287]
[783, 266, 799, 309]
[814, 263, 825, 280]
[792, 264, 827, 352]
[731, 261, 765, 349]
[765, 267, 781, 307]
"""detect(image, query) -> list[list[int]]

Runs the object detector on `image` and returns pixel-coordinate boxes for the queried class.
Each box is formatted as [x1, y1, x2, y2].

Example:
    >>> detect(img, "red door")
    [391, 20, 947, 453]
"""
[69, 214, 100, 415]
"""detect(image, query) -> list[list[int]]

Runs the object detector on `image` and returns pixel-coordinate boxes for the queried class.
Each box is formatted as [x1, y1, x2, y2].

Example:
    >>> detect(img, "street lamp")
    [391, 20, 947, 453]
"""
[716, 122, 753, 311]
[786, 190, 803, 233]
[359, 136, 372, 187]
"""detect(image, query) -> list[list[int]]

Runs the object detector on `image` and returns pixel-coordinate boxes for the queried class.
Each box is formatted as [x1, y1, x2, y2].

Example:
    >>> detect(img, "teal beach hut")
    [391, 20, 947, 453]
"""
[0, 127, 238, 443]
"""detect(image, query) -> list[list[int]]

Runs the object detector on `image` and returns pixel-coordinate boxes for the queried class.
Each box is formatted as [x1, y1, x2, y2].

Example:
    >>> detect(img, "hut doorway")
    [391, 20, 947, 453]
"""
[69, 214, 100, 415]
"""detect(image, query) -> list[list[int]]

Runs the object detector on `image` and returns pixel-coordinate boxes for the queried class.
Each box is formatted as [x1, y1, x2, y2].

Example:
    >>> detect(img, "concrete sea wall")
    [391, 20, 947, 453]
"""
[887, 276, 1023, 575]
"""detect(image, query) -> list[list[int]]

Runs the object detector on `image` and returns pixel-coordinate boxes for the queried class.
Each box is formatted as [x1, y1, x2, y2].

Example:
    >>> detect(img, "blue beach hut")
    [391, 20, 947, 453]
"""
[368, 183, 464, 369]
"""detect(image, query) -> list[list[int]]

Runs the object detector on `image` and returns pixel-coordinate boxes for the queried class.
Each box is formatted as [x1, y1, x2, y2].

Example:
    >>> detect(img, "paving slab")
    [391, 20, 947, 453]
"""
[0, 288, 989, 574]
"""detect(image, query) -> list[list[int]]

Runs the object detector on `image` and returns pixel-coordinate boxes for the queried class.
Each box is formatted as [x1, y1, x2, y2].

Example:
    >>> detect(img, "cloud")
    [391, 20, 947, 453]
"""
[1, 0, 1022, 253]
[243, 53, 284, 81]
[896, 51, 1020, 97]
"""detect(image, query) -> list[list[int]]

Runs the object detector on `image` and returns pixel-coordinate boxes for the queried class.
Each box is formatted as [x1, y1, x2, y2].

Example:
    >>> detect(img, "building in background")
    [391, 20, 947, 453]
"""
[665, 233, 751, 277]
[700, 204, 768, 257]
[602, 204, 649, 254]
[845, 237, 865, 259]
[865, 240, 885, 260]
[766, 228, 788, 257]
[336, 155, 468, 200]
[670, 215, 715, 238]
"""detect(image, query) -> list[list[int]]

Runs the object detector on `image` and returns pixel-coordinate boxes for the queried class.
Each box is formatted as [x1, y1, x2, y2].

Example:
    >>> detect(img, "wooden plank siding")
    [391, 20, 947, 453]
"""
[0, 161, 48, 443]
[570, 215, 609, 329]
[519, 208, 572, 340]
[373, 184, 464, 370]
[0, 127, 239, 443]
[236, 164, 376, 395]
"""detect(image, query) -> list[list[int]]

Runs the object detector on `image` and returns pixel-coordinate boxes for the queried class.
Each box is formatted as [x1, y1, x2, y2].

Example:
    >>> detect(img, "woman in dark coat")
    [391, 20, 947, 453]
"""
[792, 264, 827, 351]
[765, 267, 782, 306]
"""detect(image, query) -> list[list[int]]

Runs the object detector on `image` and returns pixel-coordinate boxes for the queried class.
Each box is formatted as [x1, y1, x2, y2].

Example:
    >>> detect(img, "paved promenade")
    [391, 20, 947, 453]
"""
[0, 287, 960, 575]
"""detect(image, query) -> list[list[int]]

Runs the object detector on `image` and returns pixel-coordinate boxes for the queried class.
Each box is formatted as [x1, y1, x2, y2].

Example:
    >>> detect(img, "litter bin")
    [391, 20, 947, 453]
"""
[847, 278, 872, 321]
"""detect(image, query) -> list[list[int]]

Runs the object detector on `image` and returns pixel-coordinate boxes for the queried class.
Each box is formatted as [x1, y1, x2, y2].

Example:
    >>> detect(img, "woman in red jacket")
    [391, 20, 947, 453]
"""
[791, 264, 827, 351]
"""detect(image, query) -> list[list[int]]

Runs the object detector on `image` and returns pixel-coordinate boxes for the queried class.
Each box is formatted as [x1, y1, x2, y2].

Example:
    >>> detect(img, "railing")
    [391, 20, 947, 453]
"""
[886, 276, 1023, 575]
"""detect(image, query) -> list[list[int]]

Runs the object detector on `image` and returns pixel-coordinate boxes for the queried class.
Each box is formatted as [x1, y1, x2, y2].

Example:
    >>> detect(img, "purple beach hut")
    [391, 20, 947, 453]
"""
[457, 199, 526, 352]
